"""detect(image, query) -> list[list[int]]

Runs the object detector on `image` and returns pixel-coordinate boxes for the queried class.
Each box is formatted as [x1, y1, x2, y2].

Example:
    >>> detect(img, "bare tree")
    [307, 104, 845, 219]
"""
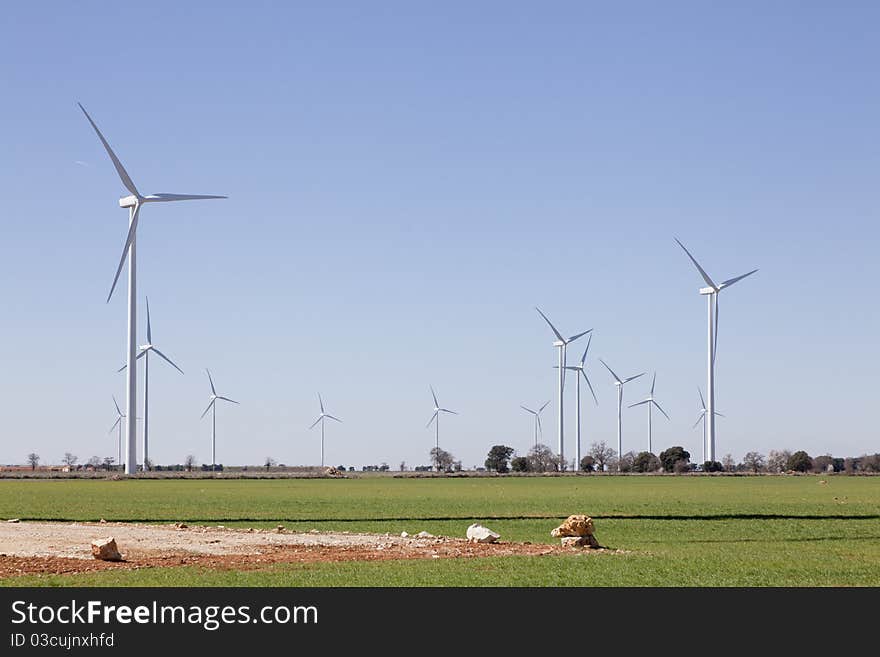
[184, 455, 197, 472]
[87, 456, 102, 469]
[589, 441, 616, 472]
[399, 461, 406, 472]
[264, 456, 277, 472]
[62, 453, 78, 467]
[526, 444, 562, 472]
[102, 456, 115, 471]
[722, 454, 736, 472]
[767, 450, 791, 473]
[27, 453, 40, 470]
[742, 451, 765, 473]
[429, 447, 455, 472]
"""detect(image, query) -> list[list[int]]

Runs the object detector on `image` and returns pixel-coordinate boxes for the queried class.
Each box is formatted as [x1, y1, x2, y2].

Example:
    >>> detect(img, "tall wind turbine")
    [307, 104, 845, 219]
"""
[561, 335, 599, 469]
[694, 387, 725, 465]
[599, 359, 645, 471]
[200, 369, 239, 472]
[675, 238, 757, 463]
[628, 372, 669, 455]
[309, 394, 342, 468]
[119, 298, 183, 470]
[109, 396, 125, 468]
[520, 400, 551, 449]
[79, 103, 226, 474]
[426, 386, 457, 469]
[535, 307, 591, 467]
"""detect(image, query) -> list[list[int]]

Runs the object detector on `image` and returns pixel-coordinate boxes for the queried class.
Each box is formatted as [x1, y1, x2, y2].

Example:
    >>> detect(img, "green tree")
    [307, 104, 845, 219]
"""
[632, 452, 660, 473]
[659, 446, 690, 473]
[579, 455, 595, 472]
[430, 447, 455, 472]
[510, 456, 530, 472]
[786, 451, 813, 473]
[702, 460, 724, 472]
[484, 445, 515, 473]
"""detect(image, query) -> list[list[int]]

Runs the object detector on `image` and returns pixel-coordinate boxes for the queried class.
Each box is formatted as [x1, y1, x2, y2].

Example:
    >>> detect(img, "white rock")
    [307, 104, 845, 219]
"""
[91, 537, 122, 561]
[400, 531, 409, 538]
[466, 523, 500, 543]
[416, 531, 434, 538]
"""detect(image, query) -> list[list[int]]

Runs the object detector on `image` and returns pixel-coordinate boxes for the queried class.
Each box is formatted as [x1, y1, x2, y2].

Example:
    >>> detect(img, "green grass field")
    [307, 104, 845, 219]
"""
[2, 475, 879, 586]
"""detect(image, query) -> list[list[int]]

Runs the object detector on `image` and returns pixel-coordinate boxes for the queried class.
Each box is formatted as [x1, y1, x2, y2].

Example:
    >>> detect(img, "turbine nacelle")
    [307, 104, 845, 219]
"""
[119, 195, 138, 208]
[699, 286, 716, 295]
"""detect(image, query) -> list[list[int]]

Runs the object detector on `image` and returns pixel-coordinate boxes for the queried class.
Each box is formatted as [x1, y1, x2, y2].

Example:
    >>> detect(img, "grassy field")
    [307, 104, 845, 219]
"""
[2, 475, 879, 586]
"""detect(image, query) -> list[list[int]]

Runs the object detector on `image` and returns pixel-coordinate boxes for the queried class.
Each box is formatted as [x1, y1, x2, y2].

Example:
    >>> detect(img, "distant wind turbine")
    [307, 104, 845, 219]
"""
[426, 386, 457, 468]
[109, 396, 125, 468]
[520, 400, 551, 449]
[119, 298, 183, 470]
[560, 335, 599, 469]
[535, 307, 591, 467]
[694, 387, 725, 465]
[309, 394, 342, 467]
[628, 372, 670, 455]
[599, 359, 645, 471]
[675, 238, 756, 463]
[200, 369, 239, 472]
[79, 103, 226, 474]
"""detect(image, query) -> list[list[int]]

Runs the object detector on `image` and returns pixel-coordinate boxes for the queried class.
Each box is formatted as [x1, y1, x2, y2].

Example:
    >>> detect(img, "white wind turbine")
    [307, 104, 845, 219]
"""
[599, 359, 645, 471]
[426, 386, 457, 469]
[628, 372, 670, 455]
[535, 307, 591, 467]
[108, 396, 125, 468]
[119, 298, 183, 470]
[79, 103, 226, 474]
[309, 394, 342, 468]
[675, 238, 757, 463]
[560, 335, 599, 469]
[520, 400, 551, 449]
[200, 369, 239, 472]
[694, 387, 725, 465]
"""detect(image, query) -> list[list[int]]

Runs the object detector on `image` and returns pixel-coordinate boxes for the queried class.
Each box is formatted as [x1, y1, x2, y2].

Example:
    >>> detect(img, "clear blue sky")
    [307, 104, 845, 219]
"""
[1, 1, 878, 468]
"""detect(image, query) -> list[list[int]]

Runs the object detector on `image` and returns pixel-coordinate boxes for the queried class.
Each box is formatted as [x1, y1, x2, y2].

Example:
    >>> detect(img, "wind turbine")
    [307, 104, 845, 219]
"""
[520, 400, 551, 449]
[119, 298, 183, 470]
[200, 369, 239, 472]
[79, 103, 226, 474]
[675, 238, 757, 463]
[535, 307, 591, 467]
[599, 359, 645, 471]
[309, 394, 342, 468]
[426, 386, 457, 469]
[560, 335, 599, 469]
[694, 387, 725, 465]
[108, 396, 125, 468]
[628, 372, 669, 455]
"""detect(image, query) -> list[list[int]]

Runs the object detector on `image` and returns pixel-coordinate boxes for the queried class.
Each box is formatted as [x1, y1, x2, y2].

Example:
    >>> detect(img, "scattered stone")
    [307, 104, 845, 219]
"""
[99, 518, 107, 524]
[561, 535, 600, 549]
[90, 537, 122, 561]
[275, 525, 285, 533]
[416, 531, 434, 538]
[7, 519, 20, 524]
[550, 515, 595, 538]
[400, 531, 409, 538]
[174, 523, 188, 530]
[466, 523, 500, 543]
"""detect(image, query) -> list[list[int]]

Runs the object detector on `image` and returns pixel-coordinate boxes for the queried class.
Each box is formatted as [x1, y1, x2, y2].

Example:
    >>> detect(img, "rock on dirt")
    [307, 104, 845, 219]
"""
[6, 519, 20, 524]
[466, 523, 500, 543]
[550, 515, 595, 538]
[91, 537, 123, 561]
[560, 535, 600, 549]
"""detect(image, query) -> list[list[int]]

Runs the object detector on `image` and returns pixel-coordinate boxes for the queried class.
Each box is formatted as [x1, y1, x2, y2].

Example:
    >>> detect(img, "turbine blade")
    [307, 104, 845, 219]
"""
[567, 328, 592, 344]
[106, 203, 140, 303]
[309, 416, 323, 429]
[146, 297, 152, 343]
[623, 372, 646, 384]
[628, 399, 651, 408]
[714, 411, 726, 418]
[535, 307, 564, 343]
[718, 269, 758, 290]
[142, 193, 227, 202]
[200, 399, 215, 419]
[579, 334, 592, 366]
[112, 395, 121, 415]
[521, 405, 535, 414]
[714, 294, 719, 366]
[536, 414, 542, 435]
[674, 237, 717, 290]
[598, 358, 622, 384]
[539, 400, 551, 412]
[582, 371, 599, 406]
[217, 396, 239, 404]
[109, 417, 121, 433]
[698, 387, 706, 410]
[652, 400, 670, 420]
[651, 372, 657, 395]
[117, 348, 147, 372]
[693, 412, 705, 429]
[426, 411, 438, 428]
[151, 347, 184, 375]
[326, 414, 342, 423]
[439, 408, 458, 415]
[318, 393, 325, 414]
[206, 369, 216, 395]
[430, 385, 439, 408]
[77, 103, 140, 197]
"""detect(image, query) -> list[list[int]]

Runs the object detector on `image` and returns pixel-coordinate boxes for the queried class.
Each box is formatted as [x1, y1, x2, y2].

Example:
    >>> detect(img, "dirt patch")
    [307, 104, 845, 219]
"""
[0, 521, 609, 578]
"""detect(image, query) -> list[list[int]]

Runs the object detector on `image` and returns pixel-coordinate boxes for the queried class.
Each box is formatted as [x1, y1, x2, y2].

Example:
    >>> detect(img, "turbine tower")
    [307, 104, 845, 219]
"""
[119, 298, 183, 470]
[535, 307, 591, 467]
[426, 386, 457, 470]
[628, 372, 669, 455]
[79, 103, 226, 474]
[694, 387, 725, 465]
[309, 394, 342, 467]
[108, 396, 125, 468]
[561, 335, 599, 469]
[599, 359, 645, 471]
[520, 400, 550, 449]
[200, 369, 239, 472]
[675, 238, 757, 462]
